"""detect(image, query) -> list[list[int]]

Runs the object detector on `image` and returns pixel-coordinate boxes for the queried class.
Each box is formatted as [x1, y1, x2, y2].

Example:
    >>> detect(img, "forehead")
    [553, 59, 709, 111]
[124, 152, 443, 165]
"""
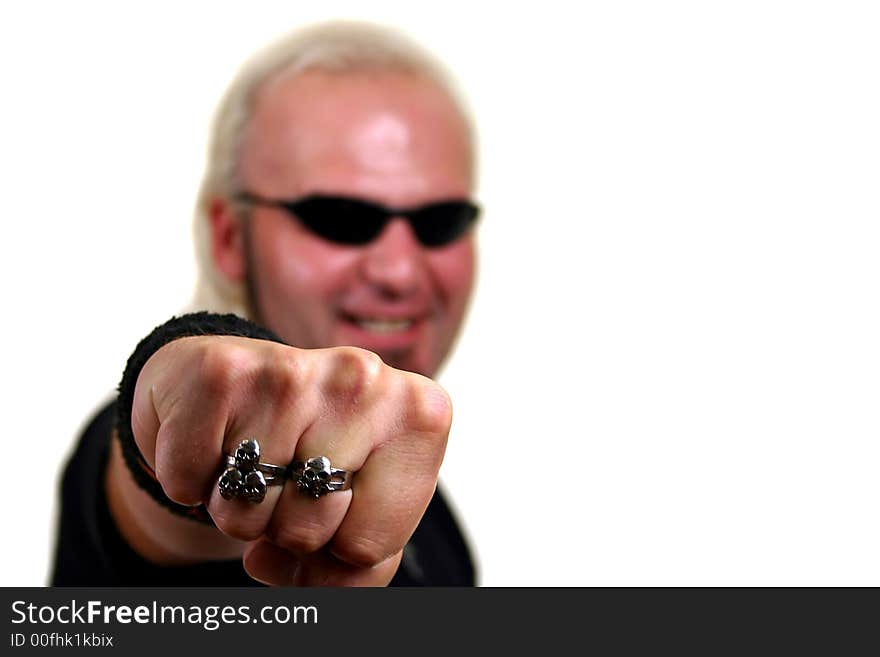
[239, 69, 474, 203]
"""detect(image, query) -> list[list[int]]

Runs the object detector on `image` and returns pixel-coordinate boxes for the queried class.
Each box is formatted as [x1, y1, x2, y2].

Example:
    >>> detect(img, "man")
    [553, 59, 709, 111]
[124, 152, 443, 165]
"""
[52, 21, 478, 586]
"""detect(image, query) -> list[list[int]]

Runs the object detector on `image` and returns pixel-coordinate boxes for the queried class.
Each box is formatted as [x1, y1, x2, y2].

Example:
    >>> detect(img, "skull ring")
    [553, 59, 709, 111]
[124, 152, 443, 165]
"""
[290, 456, 352, 499]
[218, 439, 287, 504]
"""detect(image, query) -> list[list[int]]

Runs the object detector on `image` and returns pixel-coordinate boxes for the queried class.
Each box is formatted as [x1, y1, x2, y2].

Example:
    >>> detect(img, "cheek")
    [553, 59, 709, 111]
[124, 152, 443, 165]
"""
[259, 229, 358, 303]
[428, 240, 475, 310]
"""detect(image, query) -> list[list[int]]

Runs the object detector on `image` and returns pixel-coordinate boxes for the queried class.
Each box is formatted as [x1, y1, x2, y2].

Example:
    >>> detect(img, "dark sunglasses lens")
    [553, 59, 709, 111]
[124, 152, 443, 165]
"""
[410, 202, 480, 247]
[291, 197, 387, 245]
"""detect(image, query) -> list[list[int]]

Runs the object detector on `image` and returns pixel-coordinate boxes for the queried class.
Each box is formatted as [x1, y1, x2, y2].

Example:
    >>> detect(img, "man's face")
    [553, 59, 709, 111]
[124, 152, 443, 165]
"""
[224, 70, 476, 377]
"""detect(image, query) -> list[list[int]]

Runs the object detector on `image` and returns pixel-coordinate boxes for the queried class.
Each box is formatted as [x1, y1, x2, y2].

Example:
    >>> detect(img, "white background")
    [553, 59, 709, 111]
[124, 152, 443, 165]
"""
[1, 1, 878, 586]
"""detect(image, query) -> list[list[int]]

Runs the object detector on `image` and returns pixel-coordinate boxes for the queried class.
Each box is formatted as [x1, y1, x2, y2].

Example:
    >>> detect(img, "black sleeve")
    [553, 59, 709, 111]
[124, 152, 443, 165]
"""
[50, 400, 257, 586]
[51, 312, 475, 586]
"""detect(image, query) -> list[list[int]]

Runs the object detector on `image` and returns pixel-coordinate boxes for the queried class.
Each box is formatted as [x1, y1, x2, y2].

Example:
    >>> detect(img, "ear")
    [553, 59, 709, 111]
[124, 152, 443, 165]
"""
[208, 197, 247, 282]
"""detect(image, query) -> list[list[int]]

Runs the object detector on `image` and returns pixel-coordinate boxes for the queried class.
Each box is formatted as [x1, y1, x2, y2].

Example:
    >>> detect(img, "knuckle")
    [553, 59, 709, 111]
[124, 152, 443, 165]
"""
[324, 346, 384, 401]
[253, 352, 302, 408]
[265, 516, 328, 556]
[406, 377, 453, 436]
[194, 340, 253, 400]
[209, 504, 266, 542]
[330, 532, 392, 569]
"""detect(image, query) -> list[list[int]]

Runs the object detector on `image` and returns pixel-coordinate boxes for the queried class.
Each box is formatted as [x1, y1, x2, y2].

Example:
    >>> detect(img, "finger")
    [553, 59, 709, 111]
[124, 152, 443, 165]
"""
[242, 538, 300, 586]
[264, 480, 352, 559]
[261, 346, 382, 556]
[140, 337, 319, 539]
[137, 344, 234, 505]
[263, 403, 373, 556]
[134, 336, 275, 504]
[205, 368, 318, 541]
[330, 374, 452, 569]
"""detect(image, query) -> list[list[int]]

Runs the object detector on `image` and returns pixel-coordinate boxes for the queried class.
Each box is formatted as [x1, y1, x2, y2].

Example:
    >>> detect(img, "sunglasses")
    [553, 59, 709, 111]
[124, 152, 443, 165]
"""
[235, 192, 479, 247]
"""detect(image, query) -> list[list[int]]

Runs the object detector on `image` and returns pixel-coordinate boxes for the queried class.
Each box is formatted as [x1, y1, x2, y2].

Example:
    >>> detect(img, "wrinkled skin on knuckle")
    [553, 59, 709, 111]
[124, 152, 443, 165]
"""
[322, 346, 385, 406]
[265, 514, 328, 556]
[405, 376, 454, 438]
[209, 503, 267, 542]
[330, 531, 395, 570]
[194, 339, 256, 402]
[252, 350, 303, 411]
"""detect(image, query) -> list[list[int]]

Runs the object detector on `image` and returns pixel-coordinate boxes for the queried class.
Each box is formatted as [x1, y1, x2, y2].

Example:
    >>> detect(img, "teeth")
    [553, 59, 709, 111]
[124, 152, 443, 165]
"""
[356, 318, 412, 333]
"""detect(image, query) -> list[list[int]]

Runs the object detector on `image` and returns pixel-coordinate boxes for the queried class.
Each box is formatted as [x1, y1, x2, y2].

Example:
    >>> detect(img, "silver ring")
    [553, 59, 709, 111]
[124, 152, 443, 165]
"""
[290, 456, 352, 499]
[218, 439, 286, 504]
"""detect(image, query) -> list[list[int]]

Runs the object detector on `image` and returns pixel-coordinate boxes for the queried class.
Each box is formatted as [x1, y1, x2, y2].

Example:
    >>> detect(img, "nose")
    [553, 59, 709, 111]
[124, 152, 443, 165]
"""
[361, 217, 427, 298]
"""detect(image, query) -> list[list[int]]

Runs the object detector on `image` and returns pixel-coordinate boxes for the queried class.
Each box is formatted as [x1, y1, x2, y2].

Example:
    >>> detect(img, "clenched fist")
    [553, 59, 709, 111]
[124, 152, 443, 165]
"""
[108, 335, 453, 586]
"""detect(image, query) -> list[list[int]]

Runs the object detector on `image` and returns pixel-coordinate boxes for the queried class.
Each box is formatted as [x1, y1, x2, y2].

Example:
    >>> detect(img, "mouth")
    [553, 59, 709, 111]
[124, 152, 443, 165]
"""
[353, 317, 414, 333]
[337, 312, 432, 371]
[339, 313, 424, 345]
